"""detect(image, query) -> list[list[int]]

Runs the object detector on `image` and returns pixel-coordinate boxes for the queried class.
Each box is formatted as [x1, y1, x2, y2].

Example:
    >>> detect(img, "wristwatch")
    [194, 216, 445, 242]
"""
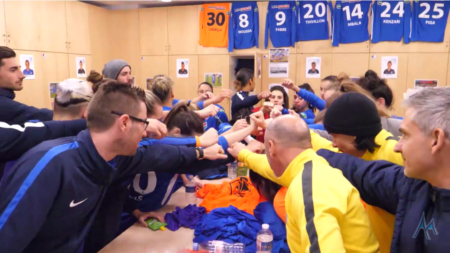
[196, 147, 204, 160]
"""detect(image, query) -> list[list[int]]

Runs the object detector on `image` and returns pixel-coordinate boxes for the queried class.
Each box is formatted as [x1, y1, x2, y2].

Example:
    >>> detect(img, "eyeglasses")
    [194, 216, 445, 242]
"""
[111, 111, 148, 130]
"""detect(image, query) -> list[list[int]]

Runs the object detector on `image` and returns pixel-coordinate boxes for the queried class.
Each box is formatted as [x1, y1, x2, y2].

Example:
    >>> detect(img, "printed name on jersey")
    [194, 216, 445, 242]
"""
[234, 6, 252, 12]
[272, 4, 290, 10]
[209, 6, 226, 10]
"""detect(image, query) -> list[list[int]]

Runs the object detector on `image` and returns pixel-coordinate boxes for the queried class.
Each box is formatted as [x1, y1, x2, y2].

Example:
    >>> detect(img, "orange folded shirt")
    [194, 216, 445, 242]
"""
[196, 177, 260, 215]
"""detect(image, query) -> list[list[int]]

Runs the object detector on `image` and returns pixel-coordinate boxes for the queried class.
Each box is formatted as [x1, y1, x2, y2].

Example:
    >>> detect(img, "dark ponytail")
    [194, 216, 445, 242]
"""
[234, 68, 254, 92]
[164, 102, 204, 135]
[87, 70, 112, 94]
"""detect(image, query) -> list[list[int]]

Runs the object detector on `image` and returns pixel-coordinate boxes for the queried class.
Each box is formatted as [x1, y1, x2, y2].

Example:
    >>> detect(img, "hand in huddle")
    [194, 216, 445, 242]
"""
[250, 111, 266, 129]
[133, 210, 165, 227]
[227, 142, 248, 158]
[230, 119, 249, 133]
[182, 176, 204, 190]
[203, 144, 228, 160]
[262, 102, 274, 114]
[247, 140, 265, 154]
[257, 91, 271, 100]
[146, 119, 168, 139]
[218, 89, 233, 100]
[197, 105, 220, 119]
[281, 79, 299, 92]
[270, 108, 282, 119]
[288, 109, 300, 118]
[198, 128, 218, 147]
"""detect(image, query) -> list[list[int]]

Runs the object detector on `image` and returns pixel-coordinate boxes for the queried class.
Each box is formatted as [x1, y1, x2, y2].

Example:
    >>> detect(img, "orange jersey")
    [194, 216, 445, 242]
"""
[199, 3, 230, 47]
[196, 177, 259, 215]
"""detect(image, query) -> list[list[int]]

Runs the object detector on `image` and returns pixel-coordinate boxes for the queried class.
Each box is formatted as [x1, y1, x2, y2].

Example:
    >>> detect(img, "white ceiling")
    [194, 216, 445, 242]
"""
[81, 0, 231, 10]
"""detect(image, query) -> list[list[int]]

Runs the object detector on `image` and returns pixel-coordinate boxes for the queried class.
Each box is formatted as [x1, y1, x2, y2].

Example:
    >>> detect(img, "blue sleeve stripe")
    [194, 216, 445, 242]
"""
[0, 141, 79, 231]
[139, 137, 197, 147]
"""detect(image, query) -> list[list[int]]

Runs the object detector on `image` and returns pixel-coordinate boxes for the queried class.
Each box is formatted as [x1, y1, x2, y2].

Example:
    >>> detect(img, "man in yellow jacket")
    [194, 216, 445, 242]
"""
[228, 115, 379, 253]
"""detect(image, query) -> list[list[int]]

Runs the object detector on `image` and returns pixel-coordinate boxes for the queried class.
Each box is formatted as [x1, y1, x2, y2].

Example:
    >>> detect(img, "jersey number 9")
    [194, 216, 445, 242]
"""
[207, 12, 226, 26]
[275, 11, 286, 26]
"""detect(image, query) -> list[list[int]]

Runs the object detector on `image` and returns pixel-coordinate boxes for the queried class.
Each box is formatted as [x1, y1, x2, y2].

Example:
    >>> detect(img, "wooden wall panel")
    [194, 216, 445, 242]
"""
[139, 56, 169, 90]
[168, 5, 199, 55]
[332, 53, 369, 77]
[370, 41, 409, 53]
[0, 0, 6, 46]
[4, 1, 40, 51]
[139, 7, 168, 56]
[89, 5, 111, 72]
[41, 53, 69, 109]
[108, 10, 141, 84]
[295, 54, 332, 95]
[39, 2, 67, 53]
[406, 53, 448, 90]
[368, 53, 408, 116]
[198, 55, 230, 116]
[168, 55, 199, 100]
[408, 17, 450, 53]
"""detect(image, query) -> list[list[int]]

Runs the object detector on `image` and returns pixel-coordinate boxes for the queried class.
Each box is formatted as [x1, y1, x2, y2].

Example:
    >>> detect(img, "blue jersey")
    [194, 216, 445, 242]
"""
[332, 0, 372, 46]
[372, 0, 411, 43]
[265, 1, 297, 48]
[204, 104, 229, 131]
[296, 0, 333, 41]
[228, 2, 259, 52]
[410, 0, 450, 42]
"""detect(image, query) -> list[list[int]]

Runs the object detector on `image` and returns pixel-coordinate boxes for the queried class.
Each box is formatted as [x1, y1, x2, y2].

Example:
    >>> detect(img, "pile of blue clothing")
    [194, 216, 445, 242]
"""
[194, 204, 290, 253]
[164, 205, 206, 231]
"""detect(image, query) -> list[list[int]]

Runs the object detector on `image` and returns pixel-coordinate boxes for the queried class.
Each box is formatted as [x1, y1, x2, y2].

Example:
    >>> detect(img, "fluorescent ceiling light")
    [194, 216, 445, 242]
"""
[161, 0, 172, 2]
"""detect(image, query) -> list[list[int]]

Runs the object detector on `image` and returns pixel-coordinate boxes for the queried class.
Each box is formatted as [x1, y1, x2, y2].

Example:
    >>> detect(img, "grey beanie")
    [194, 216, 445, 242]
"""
[102, 59, 130, 80]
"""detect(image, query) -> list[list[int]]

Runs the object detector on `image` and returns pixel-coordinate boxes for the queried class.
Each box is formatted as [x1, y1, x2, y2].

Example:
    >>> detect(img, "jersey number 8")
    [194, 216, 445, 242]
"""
[342, 3, 364, 21]
[207, 12, 226, 26]
[303, 3, 326, 19]
[380, 2, 404, 18]
[239, 14, 249, 28]
[418, 2, 444, 19]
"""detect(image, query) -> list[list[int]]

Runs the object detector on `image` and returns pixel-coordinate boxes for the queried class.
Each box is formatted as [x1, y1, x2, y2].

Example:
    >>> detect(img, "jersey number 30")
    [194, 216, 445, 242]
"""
[207, 12, 226, 26]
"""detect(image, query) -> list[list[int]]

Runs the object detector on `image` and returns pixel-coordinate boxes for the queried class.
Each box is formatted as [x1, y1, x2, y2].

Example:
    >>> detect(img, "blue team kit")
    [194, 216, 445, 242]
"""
[224, 0, 450, 50]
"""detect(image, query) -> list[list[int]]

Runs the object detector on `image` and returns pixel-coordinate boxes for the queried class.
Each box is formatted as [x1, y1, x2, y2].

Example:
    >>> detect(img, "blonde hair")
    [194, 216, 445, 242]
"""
[144, 90, 162, 117]
[150, 75, 174, 102]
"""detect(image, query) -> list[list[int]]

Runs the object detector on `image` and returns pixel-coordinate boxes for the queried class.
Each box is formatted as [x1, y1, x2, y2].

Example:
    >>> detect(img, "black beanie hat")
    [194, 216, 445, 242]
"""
[323, 92, 382, 136]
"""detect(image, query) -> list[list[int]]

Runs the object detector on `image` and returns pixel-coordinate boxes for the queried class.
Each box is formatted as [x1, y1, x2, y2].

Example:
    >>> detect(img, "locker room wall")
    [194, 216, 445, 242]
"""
[7, 1, 450, 118]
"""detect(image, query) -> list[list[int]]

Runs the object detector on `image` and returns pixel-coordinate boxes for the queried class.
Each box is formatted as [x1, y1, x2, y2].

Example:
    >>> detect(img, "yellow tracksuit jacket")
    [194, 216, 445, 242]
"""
[238, 149, 379, 253]
[310, 129, 403, 253]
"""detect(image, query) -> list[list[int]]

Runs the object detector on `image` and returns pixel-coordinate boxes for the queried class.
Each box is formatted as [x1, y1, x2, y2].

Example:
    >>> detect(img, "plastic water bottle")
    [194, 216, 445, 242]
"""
[193, 240, 245, 252]
[227, 161, 237, 179]
[185, 175, 197, 206]
[256, 224, 273, 253]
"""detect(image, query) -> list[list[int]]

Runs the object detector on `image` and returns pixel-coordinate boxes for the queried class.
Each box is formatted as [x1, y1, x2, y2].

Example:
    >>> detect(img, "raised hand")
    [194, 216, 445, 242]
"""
[202, 144, 228, 160]
[197, 105, 220, 119]
[146, 119, 167, 139]
[257, 91, 271, 100]
[281, 79, 299, 92]
[227, 142, 248, 158]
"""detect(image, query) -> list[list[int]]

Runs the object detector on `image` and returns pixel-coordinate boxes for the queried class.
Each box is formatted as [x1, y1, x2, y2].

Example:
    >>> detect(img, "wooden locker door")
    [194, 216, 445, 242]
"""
[38, 1, 67, 53]
[331, 54, 369, 78]
[41, 53, 70, 109]
[408, 15, 450, 53]
[88, 5, 110, 72]
[168, 55, 199, 100]
[68, 54, 92, 80]
[139, 8, 168, 56]
[66, 1, 91, 55]
[261, 52, 297, 107]
[168, 5, 199, 55]
[0, 1, 6, 46]
[140, 56, 169, 90]
[295, 54, 332, 96]
[369, 53, 408, 117]
[406, 53, 448, 90]
[14, 50, 45, 109]
[252, 53, 264, 108]
[108, 10, 141, 85]
[4, 1, 40, 51]
[198, 55, 230, 116]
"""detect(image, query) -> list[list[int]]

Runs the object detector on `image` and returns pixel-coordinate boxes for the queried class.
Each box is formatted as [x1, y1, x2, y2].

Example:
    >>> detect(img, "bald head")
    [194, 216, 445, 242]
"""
[266, 115, 312, 149]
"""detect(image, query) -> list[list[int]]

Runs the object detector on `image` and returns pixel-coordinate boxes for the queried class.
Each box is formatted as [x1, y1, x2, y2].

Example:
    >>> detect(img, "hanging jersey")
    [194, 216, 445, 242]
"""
[372, 0, 412, 43]
[228, 2, 260, 52]
[410, 0, 450, 42]
[199, 3, 230, 47]
[332, 0, 372, 47]
[296, 0, 333, 41]
[264, 1, 297, 48]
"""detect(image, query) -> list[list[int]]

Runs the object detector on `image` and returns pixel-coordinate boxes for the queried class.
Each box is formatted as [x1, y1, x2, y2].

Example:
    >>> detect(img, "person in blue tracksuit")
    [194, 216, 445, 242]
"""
[0, 47, 53, 124]
[291, 83, 317, 121]
[0, 82, 233, 253]
[317, 87, 450, 253]
[197, 82, 229, 131]
[231, 68, 270, 120]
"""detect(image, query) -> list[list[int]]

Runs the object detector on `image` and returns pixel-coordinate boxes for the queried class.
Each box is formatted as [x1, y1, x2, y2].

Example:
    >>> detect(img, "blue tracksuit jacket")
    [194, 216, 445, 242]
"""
[317, 149, 450, 253]
[0, 88, 53, 125]
[0, 130, 233, 253]
[296, 88, 325, 111]
[231, 91, 260, 118]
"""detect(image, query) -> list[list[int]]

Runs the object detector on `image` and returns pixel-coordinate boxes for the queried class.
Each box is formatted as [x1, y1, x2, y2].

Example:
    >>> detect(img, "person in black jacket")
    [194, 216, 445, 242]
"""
[0, 47, 53, 124]
[0, 81, 230, 253]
